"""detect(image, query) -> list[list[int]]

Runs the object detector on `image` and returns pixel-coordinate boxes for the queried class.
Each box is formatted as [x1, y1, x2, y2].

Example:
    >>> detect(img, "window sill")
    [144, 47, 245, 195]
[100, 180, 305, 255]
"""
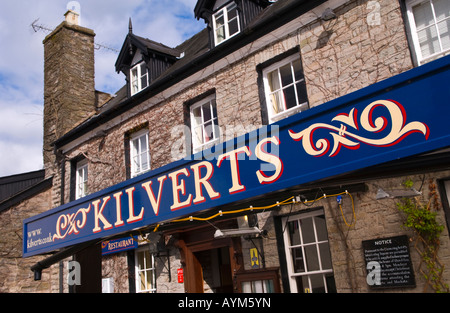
[131, 169, 151, 179]
[269, 103, 308, 124]
[419, 49, 450, 66]
[193, 139, 220, 154]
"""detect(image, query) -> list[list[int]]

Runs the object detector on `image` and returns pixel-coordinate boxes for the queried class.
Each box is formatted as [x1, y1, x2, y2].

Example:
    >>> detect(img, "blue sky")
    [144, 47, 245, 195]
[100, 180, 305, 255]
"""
[0, 0, 204, 177]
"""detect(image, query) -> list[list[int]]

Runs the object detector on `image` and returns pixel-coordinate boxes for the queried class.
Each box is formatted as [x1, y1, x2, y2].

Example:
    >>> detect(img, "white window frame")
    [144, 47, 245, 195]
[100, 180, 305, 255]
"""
[75, 159, 88, 200]
[241, 279, 275, 293]
[262, 54, 309, 124]
[282, 210, 335, 293]
[130, 129, 150, 178]
[130, 61, 149, 96]
[406, 0, 450, 65]
[444, 179, 450, 205]
[135, 247, 156, 293]
[212, 2, 241, 46]
[190, 94, 220, 153]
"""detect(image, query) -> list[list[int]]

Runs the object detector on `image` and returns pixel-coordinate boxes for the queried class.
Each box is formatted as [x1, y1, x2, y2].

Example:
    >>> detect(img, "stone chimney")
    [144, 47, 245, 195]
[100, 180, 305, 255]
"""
[43, 10, 96, 176]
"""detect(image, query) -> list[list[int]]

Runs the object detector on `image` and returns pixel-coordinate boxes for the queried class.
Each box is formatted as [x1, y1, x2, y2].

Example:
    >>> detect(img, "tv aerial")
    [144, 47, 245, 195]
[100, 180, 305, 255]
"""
[30, 1, 119, 54]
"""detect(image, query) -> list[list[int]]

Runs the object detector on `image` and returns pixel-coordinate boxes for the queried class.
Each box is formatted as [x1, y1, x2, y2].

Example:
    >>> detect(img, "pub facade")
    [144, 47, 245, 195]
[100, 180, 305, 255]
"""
[2, 0, 450, 293]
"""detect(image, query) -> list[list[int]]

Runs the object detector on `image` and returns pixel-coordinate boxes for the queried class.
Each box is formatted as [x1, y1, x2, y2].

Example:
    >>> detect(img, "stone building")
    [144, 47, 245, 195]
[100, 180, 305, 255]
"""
[2, 0, 450, 293]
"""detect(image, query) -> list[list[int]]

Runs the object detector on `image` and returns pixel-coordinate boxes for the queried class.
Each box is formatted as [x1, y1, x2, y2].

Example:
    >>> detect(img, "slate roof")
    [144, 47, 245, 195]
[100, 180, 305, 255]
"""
[0, 170, 52, 213]
[0, 170, 45, 203]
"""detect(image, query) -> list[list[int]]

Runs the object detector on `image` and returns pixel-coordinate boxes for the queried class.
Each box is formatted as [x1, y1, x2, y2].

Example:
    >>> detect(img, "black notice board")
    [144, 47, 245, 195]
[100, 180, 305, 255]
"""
[362, 235, 416, 289]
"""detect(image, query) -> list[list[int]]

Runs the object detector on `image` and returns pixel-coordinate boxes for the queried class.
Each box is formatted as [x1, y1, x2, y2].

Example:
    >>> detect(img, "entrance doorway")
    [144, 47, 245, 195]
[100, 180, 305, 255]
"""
[194, 247, 233, 293]
[176, 220, 243, 293]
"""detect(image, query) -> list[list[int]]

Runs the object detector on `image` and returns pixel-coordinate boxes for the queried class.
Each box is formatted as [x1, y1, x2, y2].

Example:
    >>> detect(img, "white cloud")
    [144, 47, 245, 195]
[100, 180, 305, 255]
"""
[0, 96, 43, 175]
[0, 0, 204, 177]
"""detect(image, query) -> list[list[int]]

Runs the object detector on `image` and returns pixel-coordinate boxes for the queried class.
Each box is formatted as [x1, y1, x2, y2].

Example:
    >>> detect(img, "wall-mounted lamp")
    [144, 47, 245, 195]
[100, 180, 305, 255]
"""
[214, 227, 262, 239]
[147, 232, 163, 254]
[321, 8, 337, 21]
[148, 232, 172, 282]
[33, 269, 42, 281]
[376, 188, 422, 200]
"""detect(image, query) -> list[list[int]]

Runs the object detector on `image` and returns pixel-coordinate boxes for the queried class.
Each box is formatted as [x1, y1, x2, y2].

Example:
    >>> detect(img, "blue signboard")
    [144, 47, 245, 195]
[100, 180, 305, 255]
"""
[23, 55, 450, 257]
[101, 237, 138, 255]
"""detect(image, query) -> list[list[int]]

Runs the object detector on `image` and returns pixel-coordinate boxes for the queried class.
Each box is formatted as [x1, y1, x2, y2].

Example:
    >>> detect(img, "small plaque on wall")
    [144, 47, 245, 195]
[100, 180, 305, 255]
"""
[362, 235, 416, 289]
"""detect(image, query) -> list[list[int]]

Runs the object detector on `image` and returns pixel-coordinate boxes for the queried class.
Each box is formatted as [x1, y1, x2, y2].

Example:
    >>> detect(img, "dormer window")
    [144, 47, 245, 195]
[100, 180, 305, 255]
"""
[213, 2, 240, 46]
[130, 62, 149, 96]
[116, 20, 182, 98]
[194, 0, 271, 49]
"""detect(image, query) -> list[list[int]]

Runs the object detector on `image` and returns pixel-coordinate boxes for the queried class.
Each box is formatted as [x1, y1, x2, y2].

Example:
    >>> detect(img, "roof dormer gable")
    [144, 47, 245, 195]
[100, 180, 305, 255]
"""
[194, 0, 272, 48]
[115, 19, 181, 97]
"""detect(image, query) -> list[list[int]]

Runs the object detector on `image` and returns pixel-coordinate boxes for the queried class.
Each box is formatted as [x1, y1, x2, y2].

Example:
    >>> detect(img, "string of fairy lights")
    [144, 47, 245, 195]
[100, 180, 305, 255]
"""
[148, 190, 356, 235]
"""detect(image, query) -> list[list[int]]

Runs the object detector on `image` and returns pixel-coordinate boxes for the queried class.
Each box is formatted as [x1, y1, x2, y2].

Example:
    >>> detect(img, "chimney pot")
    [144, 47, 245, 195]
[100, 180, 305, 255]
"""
[65, 10, 79, 26]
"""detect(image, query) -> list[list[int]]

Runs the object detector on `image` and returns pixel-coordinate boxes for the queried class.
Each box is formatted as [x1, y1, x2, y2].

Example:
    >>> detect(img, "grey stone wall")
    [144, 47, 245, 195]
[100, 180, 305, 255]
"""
[0, 187, 58, 292]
